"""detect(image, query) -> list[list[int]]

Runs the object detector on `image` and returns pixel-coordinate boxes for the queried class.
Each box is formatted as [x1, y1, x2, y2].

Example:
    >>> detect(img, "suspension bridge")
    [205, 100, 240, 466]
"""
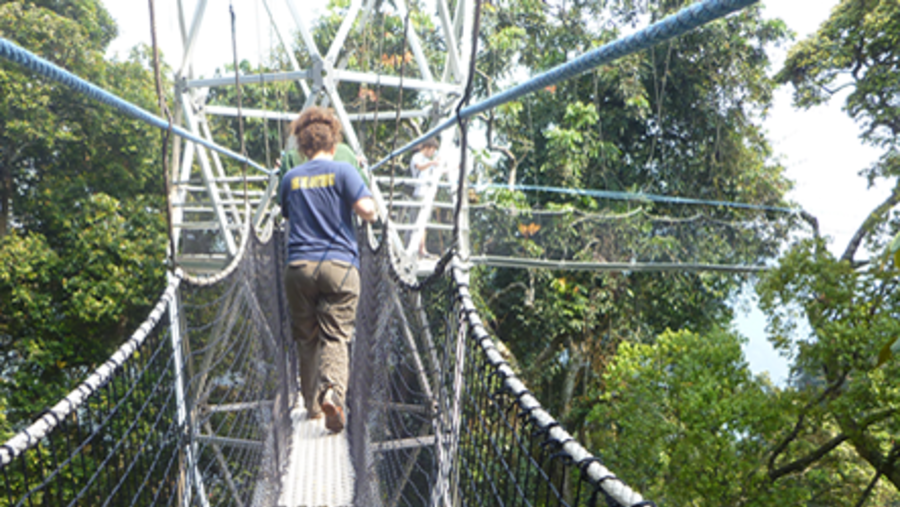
[0, 0, 771, 505]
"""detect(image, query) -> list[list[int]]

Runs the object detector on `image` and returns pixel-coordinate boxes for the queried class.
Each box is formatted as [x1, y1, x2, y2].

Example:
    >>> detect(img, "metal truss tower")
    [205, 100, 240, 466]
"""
[169, 0, 476, 272]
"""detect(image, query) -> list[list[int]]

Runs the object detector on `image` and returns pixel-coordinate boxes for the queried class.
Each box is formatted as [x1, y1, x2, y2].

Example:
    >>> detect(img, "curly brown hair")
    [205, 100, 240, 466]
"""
[291, 106, 343, 159]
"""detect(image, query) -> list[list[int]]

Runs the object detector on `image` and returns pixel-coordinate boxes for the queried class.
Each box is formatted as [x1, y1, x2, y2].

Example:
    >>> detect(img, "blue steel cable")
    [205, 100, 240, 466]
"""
[476, 183, 797, 213]
[369, 0, 758, 172]
[0, 37, 272, 175]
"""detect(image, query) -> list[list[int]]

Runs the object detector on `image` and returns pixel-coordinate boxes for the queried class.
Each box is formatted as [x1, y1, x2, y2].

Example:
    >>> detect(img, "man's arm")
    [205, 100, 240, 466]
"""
[353, 197, 378, 223]
[413, 159, 439, 172]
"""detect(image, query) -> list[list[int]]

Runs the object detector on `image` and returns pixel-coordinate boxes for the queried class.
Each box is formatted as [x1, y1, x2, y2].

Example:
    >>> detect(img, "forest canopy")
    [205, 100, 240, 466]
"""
[0, 0, 898, 504]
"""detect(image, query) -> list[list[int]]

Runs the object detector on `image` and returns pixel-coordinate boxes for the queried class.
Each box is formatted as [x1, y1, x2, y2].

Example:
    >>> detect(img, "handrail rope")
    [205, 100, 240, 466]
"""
[477, 183, 798, 214]
[367, 0, 758, 173]
[181, 204, 253, 287]
[0, 272, 183, 467]
[452, 266, 653, 506]
[149, 0, 178, 271]
[469, 255, 768, 273]
[0, 37, 273, 175]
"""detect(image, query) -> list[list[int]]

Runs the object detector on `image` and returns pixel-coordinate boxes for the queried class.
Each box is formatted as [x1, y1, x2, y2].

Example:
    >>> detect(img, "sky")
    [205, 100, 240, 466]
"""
[103, 0, 887, 384]
[737, 1, 885, 385]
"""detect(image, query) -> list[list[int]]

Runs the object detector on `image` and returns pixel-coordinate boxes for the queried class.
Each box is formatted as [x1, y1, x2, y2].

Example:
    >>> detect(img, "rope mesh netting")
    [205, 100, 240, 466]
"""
[178, 230, 294, 507]
[0, 231, 295, 507]
[0, 0, 777, 503]
[1, 224, 650, 507]
[348, 226, 648, 506]
[407, 201, 791, 270]
[0, 285, 182, 507]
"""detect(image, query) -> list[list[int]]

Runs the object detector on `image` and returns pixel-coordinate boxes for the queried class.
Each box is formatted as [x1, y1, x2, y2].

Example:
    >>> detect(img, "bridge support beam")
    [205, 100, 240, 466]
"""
[168, 270, 210, 507]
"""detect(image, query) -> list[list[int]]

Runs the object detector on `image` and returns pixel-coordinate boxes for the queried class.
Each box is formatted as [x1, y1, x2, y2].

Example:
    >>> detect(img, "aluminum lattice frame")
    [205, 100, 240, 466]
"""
[169, 2, 476, 506]
[169, 0, 476, 268]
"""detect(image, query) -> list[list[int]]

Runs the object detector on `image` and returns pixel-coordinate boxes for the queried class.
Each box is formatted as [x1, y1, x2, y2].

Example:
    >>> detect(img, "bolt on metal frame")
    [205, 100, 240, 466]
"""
[168, 2, 475, 505]
[169, 0, 476, 270]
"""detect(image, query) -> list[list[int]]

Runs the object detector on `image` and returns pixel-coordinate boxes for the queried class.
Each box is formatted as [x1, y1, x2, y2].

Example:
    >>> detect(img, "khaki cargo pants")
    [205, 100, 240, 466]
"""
[284, 259, 359, 415]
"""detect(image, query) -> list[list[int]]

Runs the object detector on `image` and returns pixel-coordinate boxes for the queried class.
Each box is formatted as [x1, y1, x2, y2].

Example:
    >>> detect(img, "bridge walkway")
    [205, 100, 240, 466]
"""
[278, 403, 355, 507]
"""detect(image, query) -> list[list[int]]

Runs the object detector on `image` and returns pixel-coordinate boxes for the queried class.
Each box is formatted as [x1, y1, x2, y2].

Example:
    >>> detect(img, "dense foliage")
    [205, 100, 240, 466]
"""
[524, 0, 900, 502]
[1, 0, 898, 504]
[0, 0, 167, 433]
[470, 0, 900, 503]
[472, 0, 791, 424]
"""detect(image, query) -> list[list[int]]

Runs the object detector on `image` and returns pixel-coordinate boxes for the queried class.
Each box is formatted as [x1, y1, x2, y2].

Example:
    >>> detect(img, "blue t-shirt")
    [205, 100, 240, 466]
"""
[280, 158, 373, 268]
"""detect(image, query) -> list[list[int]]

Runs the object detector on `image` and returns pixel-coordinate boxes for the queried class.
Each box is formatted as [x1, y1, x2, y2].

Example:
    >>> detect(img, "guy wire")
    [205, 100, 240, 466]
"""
[231, 2, 250, 215]
[453, 0, 485, 253]
[148, 0, 177, 271]
[388, 10, 412, 217]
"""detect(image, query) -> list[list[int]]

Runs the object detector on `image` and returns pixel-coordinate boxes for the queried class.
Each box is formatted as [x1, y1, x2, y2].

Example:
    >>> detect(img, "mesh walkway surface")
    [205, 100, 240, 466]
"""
[0, 2, 767, 504]
[279, 405, 356, 507]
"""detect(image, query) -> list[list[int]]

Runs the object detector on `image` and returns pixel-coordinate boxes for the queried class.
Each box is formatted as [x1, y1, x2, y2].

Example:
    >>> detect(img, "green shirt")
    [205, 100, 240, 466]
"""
[279, 143, 368, 195]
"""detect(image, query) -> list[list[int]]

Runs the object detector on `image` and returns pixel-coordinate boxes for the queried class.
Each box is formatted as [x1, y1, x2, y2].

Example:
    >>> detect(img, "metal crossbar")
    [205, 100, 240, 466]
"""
[369, 0, 758, 171]
[0, 232, 292, 507]
[0, 0, 765, 505]
[0, 39, 270, 175]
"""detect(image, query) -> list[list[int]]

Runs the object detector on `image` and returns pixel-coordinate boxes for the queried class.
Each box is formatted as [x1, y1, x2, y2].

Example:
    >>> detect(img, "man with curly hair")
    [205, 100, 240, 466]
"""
[280, 106, 377, 433]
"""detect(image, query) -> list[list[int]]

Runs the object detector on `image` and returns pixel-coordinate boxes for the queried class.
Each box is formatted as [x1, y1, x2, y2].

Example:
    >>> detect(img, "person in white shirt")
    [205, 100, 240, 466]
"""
[408, 138, 440, 258]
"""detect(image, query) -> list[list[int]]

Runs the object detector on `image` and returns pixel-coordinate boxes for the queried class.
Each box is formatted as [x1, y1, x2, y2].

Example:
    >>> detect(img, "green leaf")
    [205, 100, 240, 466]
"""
[889, 231, 900, 268]
[877, 336, 900, 367]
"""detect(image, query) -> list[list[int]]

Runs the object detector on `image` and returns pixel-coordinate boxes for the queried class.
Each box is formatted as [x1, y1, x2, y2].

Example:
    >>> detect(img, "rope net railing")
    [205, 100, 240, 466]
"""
[0, 281, 182, 507]
[0, 220, 652, 507]
[385, 199, 793, 271]
[349, 226, 650, 506]
[177, 230, 294, 507]
[0, 231, 294, 507]
[0, 0, 773, 505]
[350, 231, 454, 506]
[371, 175, 795, 272]
[467, 203, 790, 269]
[454, 268, 649, 507]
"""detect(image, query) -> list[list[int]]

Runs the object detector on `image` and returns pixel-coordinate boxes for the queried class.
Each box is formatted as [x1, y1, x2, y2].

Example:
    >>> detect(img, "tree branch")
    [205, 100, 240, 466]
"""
[799, 209, 820, 238]
[841, 181, 900, 263]
[820, 82, 855, 96]
[487, 281, 528, 305]
[528, 333, 566, 378]
[474, 68, 525, 188]
[768, 374, 847, 475]
[853, 469, 882, 507]
[768, 433, 849, 481]
[831, 408, 900, 491]
[475, 110, 525, 188]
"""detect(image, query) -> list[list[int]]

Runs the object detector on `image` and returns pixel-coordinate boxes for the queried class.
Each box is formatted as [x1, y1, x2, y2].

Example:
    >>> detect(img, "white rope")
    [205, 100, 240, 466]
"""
[0, 273, 183, 466]
[182, 205, 254, 286]
[453, 264, 649, 507]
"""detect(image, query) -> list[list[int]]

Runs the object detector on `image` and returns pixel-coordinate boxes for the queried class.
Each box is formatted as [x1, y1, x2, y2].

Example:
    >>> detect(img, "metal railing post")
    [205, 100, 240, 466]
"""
[169, 270, 210, 507]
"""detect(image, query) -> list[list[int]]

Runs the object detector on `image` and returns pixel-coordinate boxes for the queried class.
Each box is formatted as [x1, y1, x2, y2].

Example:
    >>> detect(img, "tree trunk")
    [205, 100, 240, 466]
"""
[0, 159, 9, 238]
[841, 181, 900, 262]
[837, 413, 900, 491]
[560, 339, 582, 420]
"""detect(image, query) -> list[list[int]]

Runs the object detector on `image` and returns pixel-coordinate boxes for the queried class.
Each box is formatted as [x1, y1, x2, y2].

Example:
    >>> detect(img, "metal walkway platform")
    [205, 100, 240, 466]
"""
[278, 405, 355, 507]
